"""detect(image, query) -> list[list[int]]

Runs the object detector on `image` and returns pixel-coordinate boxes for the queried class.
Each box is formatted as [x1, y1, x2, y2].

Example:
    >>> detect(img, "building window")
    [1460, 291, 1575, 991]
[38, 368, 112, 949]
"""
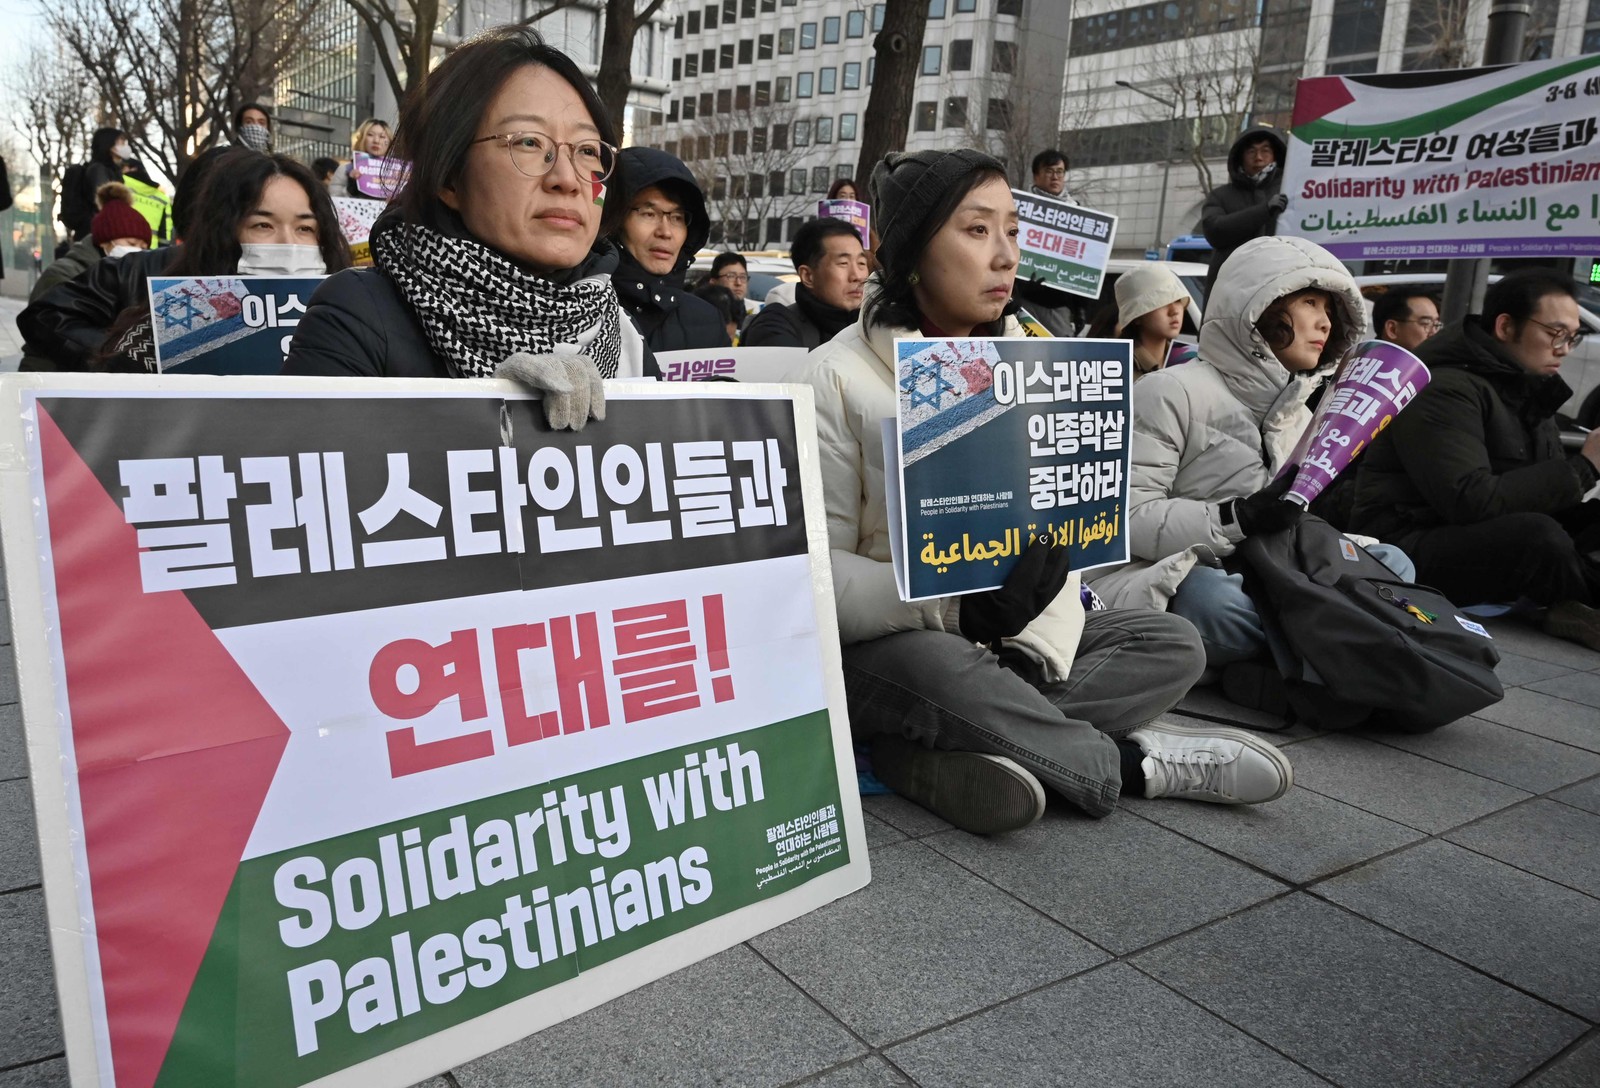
[1326, 0, 1385, 62]
[812, 166, 831, 192]
[759, 33, 774, 59]
[668, 100, 679, 122]
[699, 92, 713, 115]
[736, 84, 751, 109]
[752, 126, 767, 151]
[712, 175, 727, 201]
[779, 27, 795, 53]
[872, 3, 885, 30]
[915, 100, 937, 131]
[776, 76, 792, 101]
[843, 61, 861, 89]
[929, 0, 947, 16]
[820, 67, 837, 93]
[795, 119, 811, 145]
[756, 80, 771, 106]
[724, 0, 737, 21]
[672, 58, 681, 80]
[717, 88, 733, 112]
[997, 0, 1021, 14]
[750, 172, 765, 197]
[823, 15, 841, 43]
[664, 139, 678, 156]
[675, 15, 684, 38]
[798, 71, 814, 96]
[720, 42, 735, 68]
[839, 113, 858, 140]
[993, 40, 1016, 73]
[921, 45, 942, 75]
[685, 55, 699, 77]
[847, 10, 866, 36]
[987, 98, 1012, 130]
[688, 10, 701, 33]
[770, 171, 785, 197]
[734, 130, 748, 154]
[772, 123, 788, 149]
[816, 116, 833, 143]
[705, 4, 717, 30]
[944, 95, 968, 128]
[837, 162, 854, 178]
[801, 22, 817, 48]
[682, 97, 697, 120]
[790, 169, 806, 194]
[868, 57, 875, 83]
[739, 38, 754, 64]
[697, 135, 711, 159]
[713, 132, 729, 156]
[956, 0, 976, 10]
[703, 48, 715, 72]
[762, 0, 776, 10]
[950, 39, 972, 70]
[742, 0, 756, 15]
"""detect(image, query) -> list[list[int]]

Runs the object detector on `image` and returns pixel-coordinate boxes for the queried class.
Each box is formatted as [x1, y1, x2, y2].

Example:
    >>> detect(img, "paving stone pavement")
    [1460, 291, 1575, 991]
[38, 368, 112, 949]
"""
[0, 540, 1597, 1086]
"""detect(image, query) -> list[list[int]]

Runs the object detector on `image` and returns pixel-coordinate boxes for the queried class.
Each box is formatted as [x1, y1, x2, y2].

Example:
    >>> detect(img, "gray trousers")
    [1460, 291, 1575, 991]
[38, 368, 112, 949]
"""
[843, 610, 1206, 818]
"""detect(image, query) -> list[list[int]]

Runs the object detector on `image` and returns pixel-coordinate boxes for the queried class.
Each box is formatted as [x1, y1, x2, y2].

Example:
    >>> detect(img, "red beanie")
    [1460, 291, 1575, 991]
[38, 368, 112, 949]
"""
[92, 198, 153, 248]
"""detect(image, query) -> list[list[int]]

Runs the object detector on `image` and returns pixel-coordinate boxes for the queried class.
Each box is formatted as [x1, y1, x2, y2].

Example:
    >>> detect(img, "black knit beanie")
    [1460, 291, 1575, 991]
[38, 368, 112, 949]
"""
[869, 148, 1006, 264]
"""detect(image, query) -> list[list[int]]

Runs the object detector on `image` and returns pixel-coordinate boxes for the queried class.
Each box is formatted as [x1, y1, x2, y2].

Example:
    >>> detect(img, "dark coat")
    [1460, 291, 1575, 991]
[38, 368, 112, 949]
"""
[609, 146, 730, 354]
[1349, 319, 1597, 545]
[284, 259, 661, 380]
[741, 284, 858, 350]
[1200, 127, 1287, 295]
[18, 246, 174, 371]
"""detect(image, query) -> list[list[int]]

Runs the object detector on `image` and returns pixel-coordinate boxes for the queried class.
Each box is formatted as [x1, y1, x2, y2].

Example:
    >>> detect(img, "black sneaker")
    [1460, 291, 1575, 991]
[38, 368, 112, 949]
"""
[870, 736, 1046, 835]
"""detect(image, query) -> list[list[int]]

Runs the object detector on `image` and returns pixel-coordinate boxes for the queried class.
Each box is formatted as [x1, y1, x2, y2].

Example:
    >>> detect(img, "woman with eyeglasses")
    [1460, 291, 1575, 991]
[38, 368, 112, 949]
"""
[285, 26, 657, 426]
[607, 146, 732, 353]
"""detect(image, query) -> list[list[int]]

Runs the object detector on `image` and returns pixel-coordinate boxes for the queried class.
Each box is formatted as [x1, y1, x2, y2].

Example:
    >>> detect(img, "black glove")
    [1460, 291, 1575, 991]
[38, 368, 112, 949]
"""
[1267, 192, 1289, 214]
[959, 539, 1073, 646]
[1224, 470, 1303, 537]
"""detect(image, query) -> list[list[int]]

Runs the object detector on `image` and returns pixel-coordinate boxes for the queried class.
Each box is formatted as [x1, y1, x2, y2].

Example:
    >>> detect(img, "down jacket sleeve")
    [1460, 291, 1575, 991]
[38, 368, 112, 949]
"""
[1127, 375, 1247, 560]
[1388, 372, 1590, 524]
[809, 352, 944, 645]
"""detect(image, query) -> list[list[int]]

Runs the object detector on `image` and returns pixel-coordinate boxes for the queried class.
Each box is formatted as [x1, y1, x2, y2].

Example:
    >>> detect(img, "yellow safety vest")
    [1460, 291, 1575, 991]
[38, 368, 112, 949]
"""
[121, 174, 173, 243]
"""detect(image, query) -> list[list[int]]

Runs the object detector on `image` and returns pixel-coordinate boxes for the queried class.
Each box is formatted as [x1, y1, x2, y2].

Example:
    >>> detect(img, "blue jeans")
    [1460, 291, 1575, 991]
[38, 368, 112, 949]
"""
[1169, 543, 1417, 668]
[841, 610, 1206, 818]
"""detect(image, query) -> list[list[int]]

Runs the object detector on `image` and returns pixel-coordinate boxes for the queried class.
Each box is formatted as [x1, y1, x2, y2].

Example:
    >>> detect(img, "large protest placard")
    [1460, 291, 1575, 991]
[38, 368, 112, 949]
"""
[655, 346, 811, 384]
[888, 338, 1132, 601]
[1282, 54, 1600, 260]
[0, 374, 867, 1088]
[1010, 190, 1117, 299]
[148, 276, 324, 374]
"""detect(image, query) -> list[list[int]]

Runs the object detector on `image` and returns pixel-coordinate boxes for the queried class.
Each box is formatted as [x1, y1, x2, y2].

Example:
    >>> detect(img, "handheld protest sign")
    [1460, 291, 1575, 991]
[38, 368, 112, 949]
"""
[148, 276, 325, 374]
[816, 199, 871, 248]
[888, 337, 1133, 600]
[332, 199, 384, 266]
[347, 153, 411, 201]
[0, 373, 868, 1088]
[654, 346, 811, 384]
[1010, 191, 1118, 300]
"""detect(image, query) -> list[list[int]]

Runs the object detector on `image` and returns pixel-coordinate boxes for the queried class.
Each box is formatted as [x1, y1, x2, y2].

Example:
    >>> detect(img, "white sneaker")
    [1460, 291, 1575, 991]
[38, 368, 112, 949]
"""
[1127, 722, 1293, 805]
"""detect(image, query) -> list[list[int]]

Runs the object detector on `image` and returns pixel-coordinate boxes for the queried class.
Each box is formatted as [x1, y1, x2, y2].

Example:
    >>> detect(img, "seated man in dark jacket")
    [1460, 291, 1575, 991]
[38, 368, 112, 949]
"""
[742, 218, 867, 349]
[1350, 269, 1600, 649]
[609, 147, 730, 353]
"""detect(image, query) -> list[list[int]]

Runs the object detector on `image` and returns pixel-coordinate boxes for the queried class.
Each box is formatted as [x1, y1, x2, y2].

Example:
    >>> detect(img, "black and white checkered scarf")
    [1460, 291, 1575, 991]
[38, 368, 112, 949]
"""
[371, 220, 625, 379]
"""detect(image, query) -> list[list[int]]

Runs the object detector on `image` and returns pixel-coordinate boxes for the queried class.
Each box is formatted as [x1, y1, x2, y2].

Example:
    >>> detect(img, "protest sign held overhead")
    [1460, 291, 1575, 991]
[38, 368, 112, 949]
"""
[148, 276, 324, 374]
[816, 199, 871, 248]
[1010, 189, 1117, 299]
[0, 374, 867, 1088]
[1283, 54, 1600, 260]
[888, 337, 1133, 601]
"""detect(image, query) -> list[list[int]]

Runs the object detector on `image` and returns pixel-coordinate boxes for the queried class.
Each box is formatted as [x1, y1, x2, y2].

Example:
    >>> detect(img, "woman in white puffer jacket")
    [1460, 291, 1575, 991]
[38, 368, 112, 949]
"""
[1092, 235, 1414, 693]
[803, 150, 1293, 834]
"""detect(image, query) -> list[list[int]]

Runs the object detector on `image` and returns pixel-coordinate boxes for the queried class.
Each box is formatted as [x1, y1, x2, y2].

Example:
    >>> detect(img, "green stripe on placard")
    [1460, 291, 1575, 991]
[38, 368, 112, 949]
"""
[155, 711, 844, 1088]
[1292, 55, 1600, 142]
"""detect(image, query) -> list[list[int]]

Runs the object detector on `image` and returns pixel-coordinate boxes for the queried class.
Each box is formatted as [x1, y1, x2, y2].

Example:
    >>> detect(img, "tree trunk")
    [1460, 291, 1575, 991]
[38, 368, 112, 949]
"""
[854, 0, 930, 188]
[596, 0, 640, 131]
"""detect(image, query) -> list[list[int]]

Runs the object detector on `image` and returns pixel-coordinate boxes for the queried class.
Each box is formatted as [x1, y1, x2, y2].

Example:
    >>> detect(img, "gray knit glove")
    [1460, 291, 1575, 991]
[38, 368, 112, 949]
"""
[495, 353, 606, 431]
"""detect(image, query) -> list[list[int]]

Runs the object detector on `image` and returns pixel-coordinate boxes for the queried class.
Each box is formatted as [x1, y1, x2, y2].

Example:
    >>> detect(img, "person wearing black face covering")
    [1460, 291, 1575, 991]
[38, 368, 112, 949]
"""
[607, 147, 730, 353]
[742, 218, 868, 349]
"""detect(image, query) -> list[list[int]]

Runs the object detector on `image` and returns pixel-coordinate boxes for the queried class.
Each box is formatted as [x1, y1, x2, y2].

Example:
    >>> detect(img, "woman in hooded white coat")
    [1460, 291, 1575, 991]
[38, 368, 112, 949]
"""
[1091, 235, 1415, 699]
[802, 150, 1293, 835]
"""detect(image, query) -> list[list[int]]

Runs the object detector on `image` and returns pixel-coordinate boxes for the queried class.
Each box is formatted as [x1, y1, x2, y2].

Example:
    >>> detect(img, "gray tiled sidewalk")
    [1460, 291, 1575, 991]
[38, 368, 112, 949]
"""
[2, 550, 1598, 1085]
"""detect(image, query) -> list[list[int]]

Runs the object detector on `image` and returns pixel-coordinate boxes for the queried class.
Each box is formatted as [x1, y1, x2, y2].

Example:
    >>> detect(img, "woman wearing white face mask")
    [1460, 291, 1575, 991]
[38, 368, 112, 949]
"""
[94, 150, 349, 371]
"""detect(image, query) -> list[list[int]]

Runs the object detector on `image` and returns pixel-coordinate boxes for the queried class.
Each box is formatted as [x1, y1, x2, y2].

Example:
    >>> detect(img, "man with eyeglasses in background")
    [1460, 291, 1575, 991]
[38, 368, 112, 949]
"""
[1029, 149, 1077, 205]
[609, 146, 731, 352]
[1351, 269, 1600, 651]
[1372, 288, 1442, 352]
[708, 252, 760, 332]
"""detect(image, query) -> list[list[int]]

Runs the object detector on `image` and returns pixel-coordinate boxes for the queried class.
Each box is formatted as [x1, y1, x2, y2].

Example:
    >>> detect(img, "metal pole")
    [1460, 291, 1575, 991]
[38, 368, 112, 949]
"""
[1440, 1, 1531, 323]
[1154, 101, 1177, 255]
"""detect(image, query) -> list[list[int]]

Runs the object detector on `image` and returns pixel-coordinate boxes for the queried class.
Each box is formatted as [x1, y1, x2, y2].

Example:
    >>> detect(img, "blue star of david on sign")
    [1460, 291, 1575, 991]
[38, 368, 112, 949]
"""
[154, 290, 204, 332]
[900, 354, 956, 410]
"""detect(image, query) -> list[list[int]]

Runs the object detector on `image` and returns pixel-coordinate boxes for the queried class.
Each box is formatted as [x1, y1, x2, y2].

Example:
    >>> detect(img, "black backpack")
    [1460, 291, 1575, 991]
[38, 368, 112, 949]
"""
[1237, 515, 1503, 733]
[59, 163, 93, 236]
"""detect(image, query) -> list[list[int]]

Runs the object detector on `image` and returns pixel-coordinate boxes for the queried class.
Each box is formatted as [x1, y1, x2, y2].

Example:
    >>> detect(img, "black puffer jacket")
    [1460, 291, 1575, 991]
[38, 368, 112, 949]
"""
[1350, 319, 1598, 544]
[609, 147, 730, 353]
[741, 284, 857, 349]
[1200, 126, 1287, 295]
[18, 246, 176, 371]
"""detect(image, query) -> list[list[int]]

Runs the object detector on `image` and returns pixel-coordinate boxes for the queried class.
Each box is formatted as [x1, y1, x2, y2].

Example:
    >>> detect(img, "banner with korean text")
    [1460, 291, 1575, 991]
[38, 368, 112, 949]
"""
[1282, 54, 1600, 260]
[0, 375, 867, 1088]
[888, 337, 1132, 601]
[1010, 190, 1117, 299]
[148, 276, 324, 374]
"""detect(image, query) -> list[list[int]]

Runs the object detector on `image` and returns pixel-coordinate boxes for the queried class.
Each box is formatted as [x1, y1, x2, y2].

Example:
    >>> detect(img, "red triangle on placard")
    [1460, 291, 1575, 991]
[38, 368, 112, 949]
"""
[39, 404, 290, 1088]
[1291, 76, 1357, 130]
